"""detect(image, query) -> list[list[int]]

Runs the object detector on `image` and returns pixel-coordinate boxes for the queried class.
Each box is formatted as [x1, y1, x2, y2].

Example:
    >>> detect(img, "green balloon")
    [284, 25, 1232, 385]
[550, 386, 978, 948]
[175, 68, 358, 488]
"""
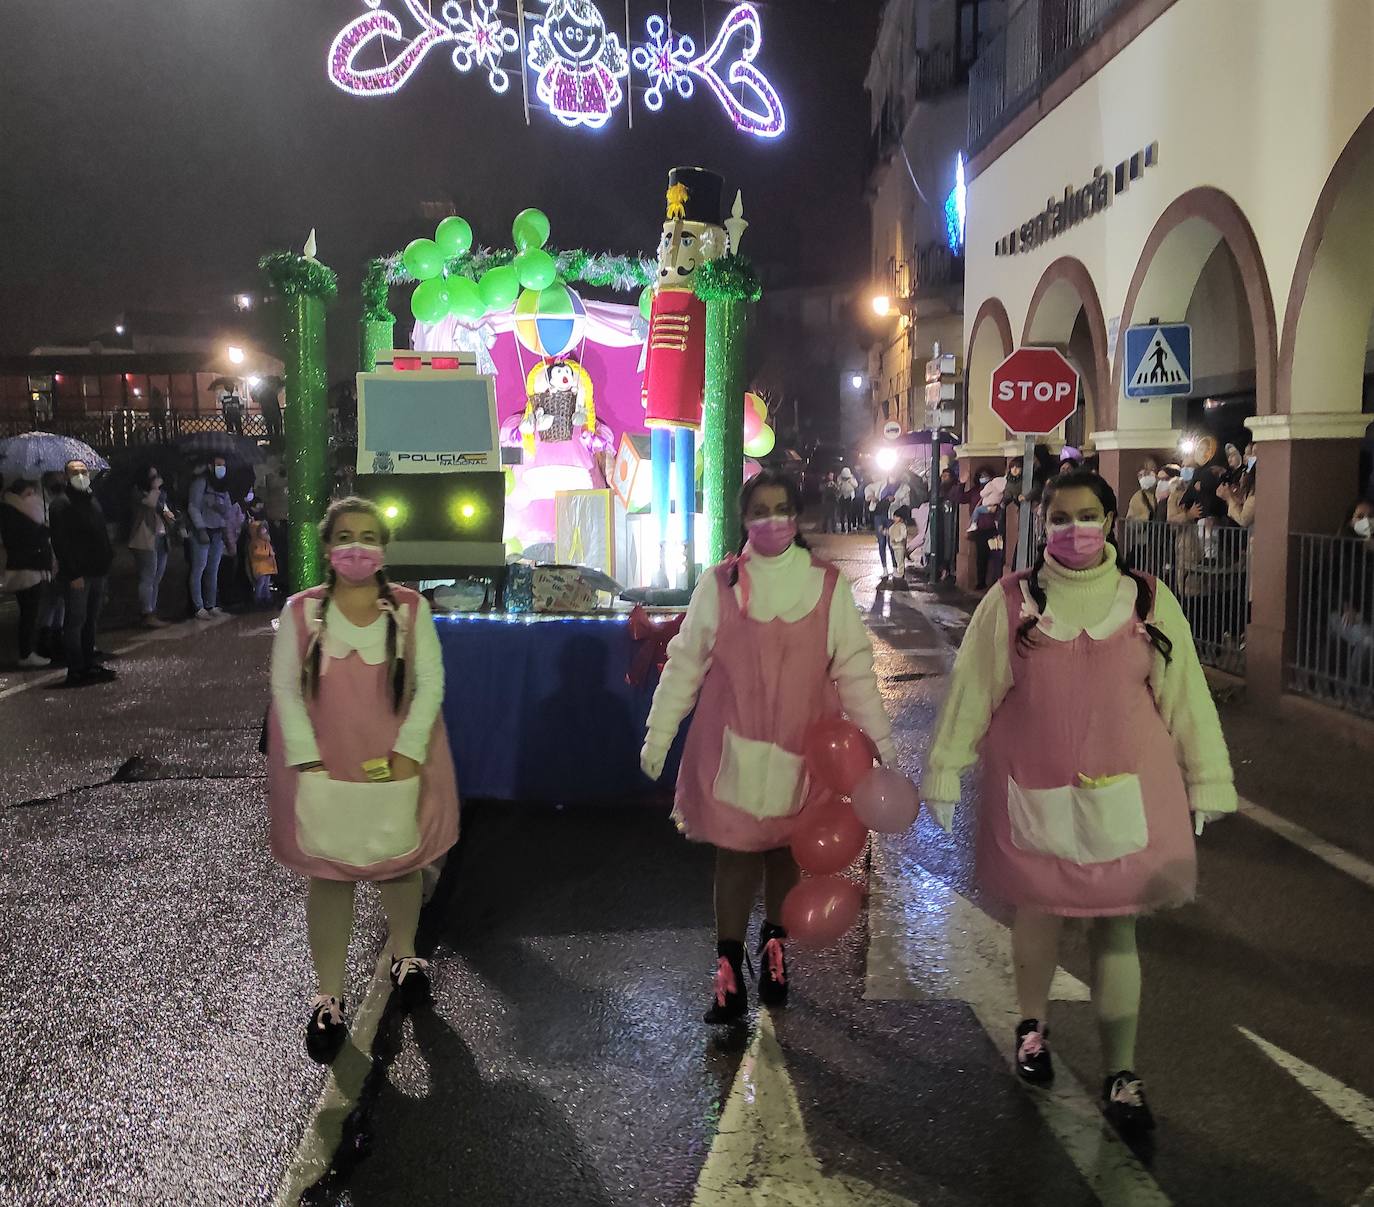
[403, 238, 444, 282]
[515, 248, 557, 291]
[479, 265, 521, 311]
[512, 208, 551, 251]
[435, 216, 473, 257]
[447, 276, 486, 321]
[411, 277, 451, 323]
[744, 425, 776, 459]
[638, 285, 654, 320]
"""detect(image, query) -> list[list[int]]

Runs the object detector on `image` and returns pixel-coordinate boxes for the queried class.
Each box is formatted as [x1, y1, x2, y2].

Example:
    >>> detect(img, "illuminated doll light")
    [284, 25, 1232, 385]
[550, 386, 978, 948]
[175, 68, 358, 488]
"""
[527, 0, 629, 130]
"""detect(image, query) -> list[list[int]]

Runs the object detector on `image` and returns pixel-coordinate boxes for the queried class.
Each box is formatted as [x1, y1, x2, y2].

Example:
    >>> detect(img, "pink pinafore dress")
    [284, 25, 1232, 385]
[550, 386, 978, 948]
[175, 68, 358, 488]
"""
[978, 573, 1195, 916]
[674, 558, 842, 853]
[266, 585, 460, 882]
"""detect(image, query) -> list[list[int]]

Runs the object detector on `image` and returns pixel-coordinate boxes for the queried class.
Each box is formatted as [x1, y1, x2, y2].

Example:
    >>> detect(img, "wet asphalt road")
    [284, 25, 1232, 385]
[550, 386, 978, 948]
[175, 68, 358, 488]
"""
[1, 534, 1372, 1206]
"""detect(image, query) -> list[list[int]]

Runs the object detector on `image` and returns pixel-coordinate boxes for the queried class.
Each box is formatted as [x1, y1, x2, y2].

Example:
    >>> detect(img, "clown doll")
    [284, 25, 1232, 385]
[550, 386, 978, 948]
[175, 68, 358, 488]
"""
[643, 167, 728, 590]
[500, 356, 612, 550]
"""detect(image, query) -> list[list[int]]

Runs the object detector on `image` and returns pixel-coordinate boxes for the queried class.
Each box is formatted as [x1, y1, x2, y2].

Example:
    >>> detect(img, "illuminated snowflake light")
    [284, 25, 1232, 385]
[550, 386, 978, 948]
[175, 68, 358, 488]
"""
[443, 0, 519, 94]
[944, 151, 967, 252]
[630, 16, 695, 112]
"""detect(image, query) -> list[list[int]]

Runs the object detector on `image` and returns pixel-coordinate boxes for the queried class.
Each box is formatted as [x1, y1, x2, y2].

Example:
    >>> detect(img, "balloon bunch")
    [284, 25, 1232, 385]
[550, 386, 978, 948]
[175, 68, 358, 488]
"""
[781, 717, 920, 947]
[743, 392, 775, 458]
[403, 208, 559, 325]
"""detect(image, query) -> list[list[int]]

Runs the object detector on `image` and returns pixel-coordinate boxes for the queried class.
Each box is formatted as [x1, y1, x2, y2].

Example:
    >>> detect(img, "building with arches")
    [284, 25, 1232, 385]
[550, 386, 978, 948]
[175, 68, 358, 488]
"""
[960, 0, 1374, 713]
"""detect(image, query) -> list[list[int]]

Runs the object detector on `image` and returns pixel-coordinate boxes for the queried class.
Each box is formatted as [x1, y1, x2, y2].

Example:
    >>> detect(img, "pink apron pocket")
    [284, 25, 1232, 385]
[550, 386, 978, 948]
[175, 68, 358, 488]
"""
[296, 775, 422, 866]
[713, 727, 808, 820]
[1007, 775, 1148, 865]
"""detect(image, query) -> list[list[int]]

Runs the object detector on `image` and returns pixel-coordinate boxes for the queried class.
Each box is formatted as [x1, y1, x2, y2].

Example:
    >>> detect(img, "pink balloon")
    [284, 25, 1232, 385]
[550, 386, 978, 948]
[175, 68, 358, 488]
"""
[851, 767, 921, 834]
[781, 875, 864, 947]
[790, 797, 868, 876]
[743, 405, 765, 442]
[804, 717, 876, 797]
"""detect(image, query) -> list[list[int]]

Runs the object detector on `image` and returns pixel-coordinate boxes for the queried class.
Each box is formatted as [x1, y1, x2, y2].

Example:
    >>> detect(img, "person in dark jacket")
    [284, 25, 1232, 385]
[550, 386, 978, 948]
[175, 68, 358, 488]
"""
[48, 459, 116, 686]
[1, 477, 55, 667]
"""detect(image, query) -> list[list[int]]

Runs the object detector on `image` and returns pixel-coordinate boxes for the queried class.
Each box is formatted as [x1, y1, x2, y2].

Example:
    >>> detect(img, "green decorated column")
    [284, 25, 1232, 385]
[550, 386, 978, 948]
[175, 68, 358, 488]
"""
[697, 255, 761, 566]
[260, 250, 337, 591]
[359, 258, 395, 372]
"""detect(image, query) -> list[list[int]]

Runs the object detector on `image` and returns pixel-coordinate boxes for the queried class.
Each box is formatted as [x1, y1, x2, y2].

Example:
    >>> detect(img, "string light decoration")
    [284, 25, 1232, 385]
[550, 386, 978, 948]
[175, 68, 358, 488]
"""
[444, 0, 520, 93]
[945, 152, 967, 253]
[326, 0, 786, 138]
[631, 15, 694, 112]
[527, 0, 629, 130]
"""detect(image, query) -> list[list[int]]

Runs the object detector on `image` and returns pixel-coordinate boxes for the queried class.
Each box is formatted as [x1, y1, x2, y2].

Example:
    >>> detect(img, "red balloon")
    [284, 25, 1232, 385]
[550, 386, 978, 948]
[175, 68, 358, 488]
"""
[851, 767, 921, 834]
[790, 797, 868, 875]
[743, 405, 765, 442]
[781, 875, 864, 947]
[804, 717, 877, 796]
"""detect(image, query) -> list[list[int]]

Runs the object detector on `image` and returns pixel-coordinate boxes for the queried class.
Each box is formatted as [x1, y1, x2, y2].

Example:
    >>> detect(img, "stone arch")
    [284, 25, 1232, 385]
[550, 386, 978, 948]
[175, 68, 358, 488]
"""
[964, 297, 1014, 445]
[1021, 256, 1110, 442]
[1281, 107, 1374, 417]
[1110, 187, 1276, 429]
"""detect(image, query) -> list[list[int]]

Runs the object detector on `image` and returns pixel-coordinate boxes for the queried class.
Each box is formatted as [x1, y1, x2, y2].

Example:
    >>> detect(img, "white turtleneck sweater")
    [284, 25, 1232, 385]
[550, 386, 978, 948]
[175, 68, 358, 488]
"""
[922, 554, 1236, 814]
[644, 543, 896, 768]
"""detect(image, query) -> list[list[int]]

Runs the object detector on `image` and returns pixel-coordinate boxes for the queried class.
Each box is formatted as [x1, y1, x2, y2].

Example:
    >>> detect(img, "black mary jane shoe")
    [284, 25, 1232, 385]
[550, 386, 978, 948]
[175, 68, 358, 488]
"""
[1014, 1018, 1054, 1085]
[1102, 1070, 1156, 1135]
[757, 922, 789, 1008]
[305, 995, 348, 1064]
[703, 941, 748, 1024]
[389, 956, 433, 1010]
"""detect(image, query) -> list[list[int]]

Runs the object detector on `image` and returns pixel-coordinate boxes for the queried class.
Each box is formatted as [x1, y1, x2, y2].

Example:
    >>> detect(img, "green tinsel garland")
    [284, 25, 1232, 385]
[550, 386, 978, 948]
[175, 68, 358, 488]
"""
[383, 247, 654, 293]
[361, 258, 393, 321]
[259, 252, 339, 302]
[694, 254, 763, 303]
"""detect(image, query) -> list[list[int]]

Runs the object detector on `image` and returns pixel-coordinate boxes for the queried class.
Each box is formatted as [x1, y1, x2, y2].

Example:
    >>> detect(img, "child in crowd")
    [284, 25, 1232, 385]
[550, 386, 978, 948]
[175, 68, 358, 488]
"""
[922, 469, 1235, 1135]
[247, 502, 278, 606]
[267, 497, 460, 1063]
[642, 471, 895, 1023]
[888, 505, 912, 586]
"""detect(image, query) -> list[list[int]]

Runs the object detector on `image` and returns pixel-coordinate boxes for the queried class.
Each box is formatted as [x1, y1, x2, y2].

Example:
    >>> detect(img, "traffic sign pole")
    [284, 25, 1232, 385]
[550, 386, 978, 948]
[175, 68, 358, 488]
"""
[1017, 436, 1036, 571]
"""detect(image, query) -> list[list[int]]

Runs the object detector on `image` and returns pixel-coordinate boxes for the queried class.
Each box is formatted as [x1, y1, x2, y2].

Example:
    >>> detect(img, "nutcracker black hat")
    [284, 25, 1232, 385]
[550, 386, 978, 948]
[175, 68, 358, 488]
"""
[665, 167, 724, 226]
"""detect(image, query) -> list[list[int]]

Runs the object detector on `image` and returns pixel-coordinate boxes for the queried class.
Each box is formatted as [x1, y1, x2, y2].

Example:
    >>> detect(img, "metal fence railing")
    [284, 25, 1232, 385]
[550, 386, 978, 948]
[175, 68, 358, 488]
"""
[0, 410, 281, 449]
[968, 0, 1131, 154]
[1287, 533, 1374, 718]
[1121, 519, 1251, 676]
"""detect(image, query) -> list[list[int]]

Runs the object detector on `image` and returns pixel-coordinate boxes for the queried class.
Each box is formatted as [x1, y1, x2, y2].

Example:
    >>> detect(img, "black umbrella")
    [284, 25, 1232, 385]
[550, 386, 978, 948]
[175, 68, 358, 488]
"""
[176, 430, 266, 466]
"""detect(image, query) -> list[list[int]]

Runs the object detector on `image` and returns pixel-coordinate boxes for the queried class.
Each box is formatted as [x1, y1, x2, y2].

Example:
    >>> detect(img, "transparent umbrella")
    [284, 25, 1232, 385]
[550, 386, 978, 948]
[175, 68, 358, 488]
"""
[0, 431, 109, 482]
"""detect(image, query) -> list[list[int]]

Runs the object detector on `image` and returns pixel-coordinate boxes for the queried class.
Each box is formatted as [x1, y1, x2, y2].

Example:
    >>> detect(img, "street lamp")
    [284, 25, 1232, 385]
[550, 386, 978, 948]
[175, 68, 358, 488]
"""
[114, 324, 126, 336]
[875, 446, 899, 472]
[247, 375, 262, 389]
[227, 345, 246, 365]
[236, 293, 254, 311]
[871, 294, 892, 318]
[850, 373, 865, 390]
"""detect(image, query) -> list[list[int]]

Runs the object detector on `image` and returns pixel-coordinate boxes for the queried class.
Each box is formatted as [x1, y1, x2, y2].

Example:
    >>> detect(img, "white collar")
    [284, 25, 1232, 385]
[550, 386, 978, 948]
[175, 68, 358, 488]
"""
[1017, 574, 1140, 642]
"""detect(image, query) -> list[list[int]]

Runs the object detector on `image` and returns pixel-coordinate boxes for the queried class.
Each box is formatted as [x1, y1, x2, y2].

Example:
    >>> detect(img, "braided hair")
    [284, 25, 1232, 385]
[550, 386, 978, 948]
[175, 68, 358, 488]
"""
[1015, 469, 1173, 664]
[301, 496, 407, 710]
[727, 469, 811, 587]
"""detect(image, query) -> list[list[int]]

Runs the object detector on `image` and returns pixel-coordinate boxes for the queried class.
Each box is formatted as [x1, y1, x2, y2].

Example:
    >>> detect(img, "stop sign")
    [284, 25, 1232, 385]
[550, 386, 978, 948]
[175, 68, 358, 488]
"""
[990, 348, 1080, 435]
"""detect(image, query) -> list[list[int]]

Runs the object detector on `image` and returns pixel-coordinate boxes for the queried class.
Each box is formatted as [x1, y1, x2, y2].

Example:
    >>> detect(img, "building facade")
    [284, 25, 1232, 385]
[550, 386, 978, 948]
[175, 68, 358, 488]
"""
[960, 0, 1374, 716]
[865, 0, 1006, 439]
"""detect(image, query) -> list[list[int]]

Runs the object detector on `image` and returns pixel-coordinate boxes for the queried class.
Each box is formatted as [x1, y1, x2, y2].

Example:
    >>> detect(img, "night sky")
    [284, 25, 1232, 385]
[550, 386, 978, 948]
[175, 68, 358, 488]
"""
[1, 0, 879, 367]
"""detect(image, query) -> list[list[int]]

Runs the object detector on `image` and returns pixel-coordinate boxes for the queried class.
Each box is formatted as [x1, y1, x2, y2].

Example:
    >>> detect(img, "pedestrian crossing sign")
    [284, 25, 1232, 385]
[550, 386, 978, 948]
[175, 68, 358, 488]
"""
[1124, 323, 1192, 398]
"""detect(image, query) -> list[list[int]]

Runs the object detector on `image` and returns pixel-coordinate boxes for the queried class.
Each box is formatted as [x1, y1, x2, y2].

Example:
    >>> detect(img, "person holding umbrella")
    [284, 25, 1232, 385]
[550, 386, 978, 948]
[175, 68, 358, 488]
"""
[187, 456, 231, 620]
[48, 459, 116, 686]
[1, 475, 55, 667]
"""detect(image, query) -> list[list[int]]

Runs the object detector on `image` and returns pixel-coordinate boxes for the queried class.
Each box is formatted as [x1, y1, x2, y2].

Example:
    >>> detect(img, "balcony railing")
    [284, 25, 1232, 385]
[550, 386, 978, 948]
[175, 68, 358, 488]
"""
[968, 0, 1131, 155]
[913, 242, 965, 297]
[0, 410, 281, 449]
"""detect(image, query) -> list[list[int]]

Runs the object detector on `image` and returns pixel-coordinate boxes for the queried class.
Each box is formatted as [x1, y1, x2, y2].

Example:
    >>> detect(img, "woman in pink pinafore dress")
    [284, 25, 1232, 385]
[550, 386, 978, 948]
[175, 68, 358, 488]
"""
[923, 470, 1236, 1136]
[267, 497, 459, 1063]
[643, 471, 895, 1024]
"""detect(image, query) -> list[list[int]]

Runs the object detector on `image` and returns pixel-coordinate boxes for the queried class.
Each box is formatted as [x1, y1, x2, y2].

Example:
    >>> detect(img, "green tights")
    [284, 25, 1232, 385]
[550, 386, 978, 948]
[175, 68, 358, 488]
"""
[306, 871, 424, 999]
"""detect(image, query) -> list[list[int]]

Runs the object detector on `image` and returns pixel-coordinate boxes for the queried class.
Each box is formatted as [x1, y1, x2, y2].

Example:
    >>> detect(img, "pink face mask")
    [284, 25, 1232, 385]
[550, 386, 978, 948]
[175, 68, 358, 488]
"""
[746, 517, 798, 558]
[1046, 521, 1107, 569]
[329, 542, 385, 583]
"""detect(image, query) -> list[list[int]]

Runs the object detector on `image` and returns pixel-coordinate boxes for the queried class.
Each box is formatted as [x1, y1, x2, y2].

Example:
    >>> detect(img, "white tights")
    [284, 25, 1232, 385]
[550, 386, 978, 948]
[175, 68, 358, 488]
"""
[1013, 909, 1141, 1074]
[306, 871, 424, 999]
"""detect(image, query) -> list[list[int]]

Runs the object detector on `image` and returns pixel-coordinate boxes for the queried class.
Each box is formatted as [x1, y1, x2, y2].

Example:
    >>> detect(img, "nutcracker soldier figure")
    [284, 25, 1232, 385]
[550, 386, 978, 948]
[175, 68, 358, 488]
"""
[643, 167, 728, 589]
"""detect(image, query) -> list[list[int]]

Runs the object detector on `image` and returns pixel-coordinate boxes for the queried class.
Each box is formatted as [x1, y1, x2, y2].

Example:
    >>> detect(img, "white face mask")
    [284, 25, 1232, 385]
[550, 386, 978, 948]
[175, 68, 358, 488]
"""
[213, 465, 227, 480]
[1138, 474, 1157, 492]
[69, 473, 91, 493]
[1355, 517, 1373, 539]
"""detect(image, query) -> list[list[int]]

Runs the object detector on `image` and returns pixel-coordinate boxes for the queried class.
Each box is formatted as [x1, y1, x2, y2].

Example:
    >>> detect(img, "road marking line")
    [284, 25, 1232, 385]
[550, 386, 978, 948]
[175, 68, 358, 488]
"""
[1237, 798, 1374, 893]
[691, 1009, 919, 1207]
[1238, 1026, 1374, 1145]
[866, 846, 1171, 1206]
[273, 951, 395, 1207]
